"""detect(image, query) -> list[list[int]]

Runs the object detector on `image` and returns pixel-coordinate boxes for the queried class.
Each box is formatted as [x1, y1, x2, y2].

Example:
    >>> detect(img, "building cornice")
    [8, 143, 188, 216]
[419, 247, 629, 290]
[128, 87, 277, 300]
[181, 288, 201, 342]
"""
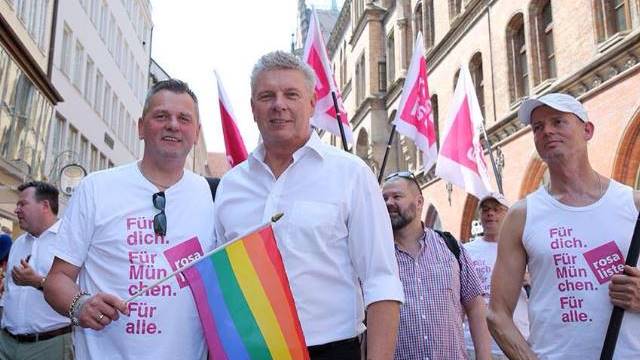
[349, 2, 386, 47]
[327, 0, 351, 58]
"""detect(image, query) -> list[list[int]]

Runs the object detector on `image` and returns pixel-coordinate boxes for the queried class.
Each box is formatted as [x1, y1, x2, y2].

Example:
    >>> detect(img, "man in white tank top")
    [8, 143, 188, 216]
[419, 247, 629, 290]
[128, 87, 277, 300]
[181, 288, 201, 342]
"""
[487, 93, 640, 359]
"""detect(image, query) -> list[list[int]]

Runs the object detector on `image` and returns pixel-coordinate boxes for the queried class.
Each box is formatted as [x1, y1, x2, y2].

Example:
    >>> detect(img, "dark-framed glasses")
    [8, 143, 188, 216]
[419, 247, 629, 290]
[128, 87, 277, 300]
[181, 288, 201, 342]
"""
[384, 171, 421, 190]
[152, 191, 167, 236]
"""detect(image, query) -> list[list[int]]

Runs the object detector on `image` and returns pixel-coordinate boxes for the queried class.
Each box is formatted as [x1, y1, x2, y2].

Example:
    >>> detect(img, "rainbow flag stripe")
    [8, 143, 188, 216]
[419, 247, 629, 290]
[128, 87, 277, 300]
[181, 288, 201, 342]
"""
[184, 225, 308, 360]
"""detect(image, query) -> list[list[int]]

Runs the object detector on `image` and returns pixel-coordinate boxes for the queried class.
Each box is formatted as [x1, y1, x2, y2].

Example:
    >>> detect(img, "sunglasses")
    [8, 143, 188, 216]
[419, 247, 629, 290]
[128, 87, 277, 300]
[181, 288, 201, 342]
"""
[152, 191, 167, 236]
[384, 171, 421, 190]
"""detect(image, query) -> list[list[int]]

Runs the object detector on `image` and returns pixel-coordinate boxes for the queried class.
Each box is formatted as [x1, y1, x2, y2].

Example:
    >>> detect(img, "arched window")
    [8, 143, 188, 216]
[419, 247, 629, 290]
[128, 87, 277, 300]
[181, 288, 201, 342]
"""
[356, 128, 370, 160]
[414, 2, 423, 41]
[531, 0, 556, 83]
[431, 94, 439, 150]
[424, 0, 435, 48]
[469, 52, 485, 119]
[355, 53, 366, 106]
[387, 31, 395, 85]
[507, 14, 529, 102]
[594, 0, 631, 42]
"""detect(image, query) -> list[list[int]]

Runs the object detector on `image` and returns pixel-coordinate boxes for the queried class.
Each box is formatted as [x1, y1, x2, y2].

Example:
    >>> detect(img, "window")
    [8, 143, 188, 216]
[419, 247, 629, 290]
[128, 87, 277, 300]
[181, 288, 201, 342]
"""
[103, 82, 111, 124]
[79, 136, 89, 168]
[90, 145, 98, 172]
[123, 42, 129, 74]
[387, 31, 395, 84]
[111, 94, 118, 130]
[355, 54, 366, 106]
[108, 15, 116, 54]
[531, 0, 556, 83]
[594, 0, 631, 42]
[51, 115, 66, 156]
[94, 70, 104, 114]
[378, 61, 387, 92]
[99, 153, 106, 170]
[415, 3, 423, 40]
[99, 1, 108, 40]
[340, 41, 347, 88]
[67, 126, 78, 153]
[118, 103, 125, 140]
[84, 57, 95, 103]
[73, 41, 85, 89]
[61, 24, 73, 76]
[353, 0, 365, 23]
[115, 29, 123, 67]
[449, 0, 463, 21]
[507, 14, 529, 102]
[425, 0, 435, 48]
[431, 94, 439, 149]
[469, 53, 485, 118]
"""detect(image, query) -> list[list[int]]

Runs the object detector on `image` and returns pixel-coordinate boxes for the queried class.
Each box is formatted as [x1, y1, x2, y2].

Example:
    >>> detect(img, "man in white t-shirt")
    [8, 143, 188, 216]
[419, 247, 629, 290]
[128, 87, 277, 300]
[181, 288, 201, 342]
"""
[488, 93, 640, 359]
[463, 192, 529, 359]
[43, 79, 215, 360]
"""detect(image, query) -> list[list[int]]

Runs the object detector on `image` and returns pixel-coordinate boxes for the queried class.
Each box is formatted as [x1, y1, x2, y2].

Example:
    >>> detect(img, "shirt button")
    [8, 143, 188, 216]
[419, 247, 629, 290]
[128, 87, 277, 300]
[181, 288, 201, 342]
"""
[417, 278, 421, 282]
[419, 296, 424, 301]
[423, 335, 428, 340]
[421, 315, 426, 320]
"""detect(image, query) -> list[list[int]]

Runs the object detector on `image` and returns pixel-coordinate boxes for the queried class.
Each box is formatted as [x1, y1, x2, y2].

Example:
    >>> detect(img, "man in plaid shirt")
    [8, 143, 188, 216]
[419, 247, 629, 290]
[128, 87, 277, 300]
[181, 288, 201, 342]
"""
[383, 173, 492, 360]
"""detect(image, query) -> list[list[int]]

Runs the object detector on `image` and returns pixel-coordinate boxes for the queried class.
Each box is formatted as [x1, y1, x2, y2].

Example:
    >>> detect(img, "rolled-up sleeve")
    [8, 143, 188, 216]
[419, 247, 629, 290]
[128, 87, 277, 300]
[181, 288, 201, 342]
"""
[347, 165, 404, 307]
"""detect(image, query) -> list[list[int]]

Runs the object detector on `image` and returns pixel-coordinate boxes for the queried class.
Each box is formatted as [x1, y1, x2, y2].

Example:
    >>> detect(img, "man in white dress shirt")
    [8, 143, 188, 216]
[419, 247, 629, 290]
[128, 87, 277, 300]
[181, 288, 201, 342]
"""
[214, 50, 404, 360]
[0, 181, 72, 359]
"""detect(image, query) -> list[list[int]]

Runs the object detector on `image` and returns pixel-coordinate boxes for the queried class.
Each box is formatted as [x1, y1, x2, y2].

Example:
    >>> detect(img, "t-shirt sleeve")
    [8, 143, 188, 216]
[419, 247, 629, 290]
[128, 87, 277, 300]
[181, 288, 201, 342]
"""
[347, 164, 404, 307]
[459, 244, 484, 306]
[54, 178, 96, 267]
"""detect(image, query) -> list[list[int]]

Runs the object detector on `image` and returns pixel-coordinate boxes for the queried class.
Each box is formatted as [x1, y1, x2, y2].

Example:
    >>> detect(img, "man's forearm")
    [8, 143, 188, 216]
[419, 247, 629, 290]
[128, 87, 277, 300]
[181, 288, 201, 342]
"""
[43, 270, 81, 317]
[366, 300, 400, 360]
[466, 298, 492, 360]
[487, 310, 537, 360]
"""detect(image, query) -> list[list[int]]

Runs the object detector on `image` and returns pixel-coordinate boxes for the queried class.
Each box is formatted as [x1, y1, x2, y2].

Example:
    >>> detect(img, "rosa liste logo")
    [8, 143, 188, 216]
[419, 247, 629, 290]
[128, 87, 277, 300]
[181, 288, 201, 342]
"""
[582, 241, 625, 284]
[163, 237, 204, 288]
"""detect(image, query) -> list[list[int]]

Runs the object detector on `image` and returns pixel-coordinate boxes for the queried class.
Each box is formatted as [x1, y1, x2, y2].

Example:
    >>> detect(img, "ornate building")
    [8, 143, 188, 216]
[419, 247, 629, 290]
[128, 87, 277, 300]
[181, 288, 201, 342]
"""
[0, 0, 62, 232]
[313, 0, 640, 240]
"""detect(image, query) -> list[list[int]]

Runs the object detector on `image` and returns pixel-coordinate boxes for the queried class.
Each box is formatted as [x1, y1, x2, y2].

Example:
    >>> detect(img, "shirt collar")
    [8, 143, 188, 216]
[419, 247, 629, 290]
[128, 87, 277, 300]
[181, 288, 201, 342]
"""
[248, 130, 326, 168]
[24, 219, 61, 240]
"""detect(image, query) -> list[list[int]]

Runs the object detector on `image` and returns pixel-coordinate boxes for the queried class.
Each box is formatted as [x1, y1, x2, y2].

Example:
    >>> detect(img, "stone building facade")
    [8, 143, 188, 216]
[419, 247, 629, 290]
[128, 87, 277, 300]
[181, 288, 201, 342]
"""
[310, 0, 640, 240]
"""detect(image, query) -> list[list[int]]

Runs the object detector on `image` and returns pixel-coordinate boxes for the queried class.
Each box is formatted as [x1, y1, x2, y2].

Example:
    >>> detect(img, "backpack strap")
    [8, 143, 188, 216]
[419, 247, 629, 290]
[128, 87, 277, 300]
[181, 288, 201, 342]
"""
[434, 229, 462, 271]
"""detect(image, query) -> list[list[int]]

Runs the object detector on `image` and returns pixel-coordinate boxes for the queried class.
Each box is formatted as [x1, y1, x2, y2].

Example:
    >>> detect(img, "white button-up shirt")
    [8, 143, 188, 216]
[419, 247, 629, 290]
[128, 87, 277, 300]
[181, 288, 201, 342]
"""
[214, 132, 404, 346]
[1, 220, 70, 333]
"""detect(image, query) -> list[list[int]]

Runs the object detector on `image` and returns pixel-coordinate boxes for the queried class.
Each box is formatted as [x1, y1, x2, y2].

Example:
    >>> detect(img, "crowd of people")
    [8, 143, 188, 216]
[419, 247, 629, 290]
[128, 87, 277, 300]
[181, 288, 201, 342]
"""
[0, 50, 638, 360]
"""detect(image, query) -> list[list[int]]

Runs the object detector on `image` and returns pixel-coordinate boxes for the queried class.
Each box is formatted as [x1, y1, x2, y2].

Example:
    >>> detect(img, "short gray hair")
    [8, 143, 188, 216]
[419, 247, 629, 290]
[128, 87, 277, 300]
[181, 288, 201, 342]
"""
[142, 79, 199, 121]
[250, 51, 316, 96]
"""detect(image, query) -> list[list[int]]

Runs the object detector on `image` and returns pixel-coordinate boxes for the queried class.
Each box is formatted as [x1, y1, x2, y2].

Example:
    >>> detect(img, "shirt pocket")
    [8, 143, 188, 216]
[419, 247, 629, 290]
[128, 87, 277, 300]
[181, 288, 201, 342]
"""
[284, 200, 341, 254]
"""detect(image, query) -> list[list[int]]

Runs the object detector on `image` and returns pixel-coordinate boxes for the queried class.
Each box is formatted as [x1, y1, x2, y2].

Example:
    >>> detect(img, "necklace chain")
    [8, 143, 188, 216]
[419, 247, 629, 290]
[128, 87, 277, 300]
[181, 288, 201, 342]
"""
[137, 162, 178, 190]
[546, 171, 604, 199]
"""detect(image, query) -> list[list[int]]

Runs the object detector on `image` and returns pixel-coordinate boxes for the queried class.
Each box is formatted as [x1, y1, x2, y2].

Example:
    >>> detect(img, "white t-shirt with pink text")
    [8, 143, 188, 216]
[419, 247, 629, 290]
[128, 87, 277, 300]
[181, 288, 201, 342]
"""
[55, 162, 215, 360]
[524, 181, 640, 359]
[463, 237, 530, 355]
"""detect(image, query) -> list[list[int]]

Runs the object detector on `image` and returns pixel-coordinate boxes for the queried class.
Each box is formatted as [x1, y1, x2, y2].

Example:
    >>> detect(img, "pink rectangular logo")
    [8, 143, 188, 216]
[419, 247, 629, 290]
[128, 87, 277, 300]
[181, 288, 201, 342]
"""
[582, 241, 625, 284]
[163, 236, 204, 288]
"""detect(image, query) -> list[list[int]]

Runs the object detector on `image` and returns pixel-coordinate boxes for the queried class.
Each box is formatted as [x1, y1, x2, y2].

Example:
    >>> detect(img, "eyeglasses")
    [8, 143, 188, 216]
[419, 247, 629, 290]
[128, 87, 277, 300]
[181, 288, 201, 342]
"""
[384, 171, 421, 190]
[152, 191, 166, 236]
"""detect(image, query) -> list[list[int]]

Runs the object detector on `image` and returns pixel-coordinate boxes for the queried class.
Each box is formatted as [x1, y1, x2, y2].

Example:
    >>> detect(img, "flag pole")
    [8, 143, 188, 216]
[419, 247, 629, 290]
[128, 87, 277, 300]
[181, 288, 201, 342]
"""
[479, 123, 503, 194]
[331, 91, 349, 151]
[124, 213, 284, 303]
[600, 212, 640, 359]
[378, 125, 397, 184]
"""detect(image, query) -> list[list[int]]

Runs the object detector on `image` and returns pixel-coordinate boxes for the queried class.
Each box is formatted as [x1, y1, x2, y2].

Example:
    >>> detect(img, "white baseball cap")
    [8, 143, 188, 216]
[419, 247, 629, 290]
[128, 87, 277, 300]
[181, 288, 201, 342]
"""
[518, 93, 588, 125]
[478, 192, 510, 209]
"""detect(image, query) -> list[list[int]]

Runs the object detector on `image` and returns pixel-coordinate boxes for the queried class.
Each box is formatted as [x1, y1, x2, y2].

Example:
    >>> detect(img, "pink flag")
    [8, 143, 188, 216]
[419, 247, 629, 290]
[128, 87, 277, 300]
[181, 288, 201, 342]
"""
[435, 65, 493, 199]
[393, 32, 437, 171]
[216, 71, 248, 167]
[302, 9, 352, 143]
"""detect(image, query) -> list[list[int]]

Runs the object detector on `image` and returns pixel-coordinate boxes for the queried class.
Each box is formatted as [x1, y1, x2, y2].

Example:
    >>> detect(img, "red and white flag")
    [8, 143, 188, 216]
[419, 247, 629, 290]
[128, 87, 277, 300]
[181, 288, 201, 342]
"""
[302, 8, 352, 143]
[215, 71, 248, 167]
[435, 65, 493, 199]
[393, 32, 437, 171]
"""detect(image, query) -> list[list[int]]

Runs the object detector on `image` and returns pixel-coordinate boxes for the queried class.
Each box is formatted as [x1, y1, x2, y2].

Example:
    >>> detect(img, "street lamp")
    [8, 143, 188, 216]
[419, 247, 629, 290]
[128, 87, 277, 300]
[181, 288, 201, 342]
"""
[47, 150, 86, 196]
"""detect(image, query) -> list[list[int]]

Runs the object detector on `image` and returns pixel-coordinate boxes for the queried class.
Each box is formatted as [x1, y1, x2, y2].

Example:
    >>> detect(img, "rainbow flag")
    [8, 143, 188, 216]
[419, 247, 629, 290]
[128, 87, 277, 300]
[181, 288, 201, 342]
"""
[184, 225, 308, 360]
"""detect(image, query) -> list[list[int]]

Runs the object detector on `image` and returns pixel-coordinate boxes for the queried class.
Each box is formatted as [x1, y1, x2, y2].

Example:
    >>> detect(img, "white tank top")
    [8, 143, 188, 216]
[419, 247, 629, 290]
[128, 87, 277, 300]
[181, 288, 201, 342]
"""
[523, 180, 640, 359]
